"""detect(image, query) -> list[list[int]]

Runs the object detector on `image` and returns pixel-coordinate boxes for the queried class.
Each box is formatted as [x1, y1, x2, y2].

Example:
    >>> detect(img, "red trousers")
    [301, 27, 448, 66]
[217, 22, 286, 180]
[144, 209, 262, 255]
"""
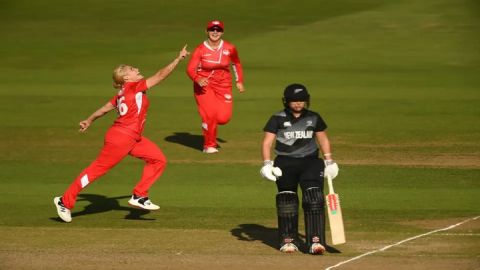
[194, 85, 233, 148]
[62, 127, 167, 209]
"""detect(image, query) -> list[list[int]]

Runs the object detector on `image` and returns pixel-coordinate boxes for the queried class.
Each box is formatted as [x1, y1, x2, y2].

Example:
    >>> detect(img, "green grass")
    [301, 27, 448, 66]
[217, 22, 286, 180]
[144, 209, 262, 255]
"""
[1, 162, 478, 229]
[0, 0, 479, 269]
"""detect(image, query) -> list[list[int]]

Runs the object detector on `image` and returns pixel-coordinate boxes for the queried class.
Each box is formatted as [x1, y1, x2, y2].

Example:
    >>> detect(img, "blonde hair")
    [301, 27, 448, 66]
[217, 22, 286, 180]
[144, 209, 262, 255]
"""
[112, 64, 128, 89]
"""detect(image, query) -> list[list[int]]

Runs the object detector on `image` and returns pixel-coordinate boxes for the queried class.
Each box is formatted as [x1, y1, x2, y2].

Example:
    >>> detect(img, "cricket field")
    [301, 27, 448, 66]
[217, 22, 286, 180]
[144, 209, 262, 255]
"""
[0, 0, 479, 269]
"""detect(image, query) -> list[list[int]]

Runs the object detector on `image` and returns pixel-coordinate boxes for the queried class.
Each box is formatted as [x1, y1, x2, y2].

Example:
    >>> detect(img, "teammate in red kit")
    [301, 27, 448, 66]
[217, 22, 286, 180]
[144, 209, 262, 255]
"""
[53, 45, 189, 223]
[187, 20, 245, 153]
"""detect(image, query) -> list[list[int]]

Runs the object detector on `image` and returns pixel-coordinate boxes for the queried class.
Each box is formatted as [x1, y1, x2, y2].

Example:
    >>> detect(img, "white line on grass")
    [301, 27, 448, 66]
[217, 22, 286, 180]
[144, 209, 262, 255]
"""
[325, 216, 480, 270]
[435, 233, 480, 236]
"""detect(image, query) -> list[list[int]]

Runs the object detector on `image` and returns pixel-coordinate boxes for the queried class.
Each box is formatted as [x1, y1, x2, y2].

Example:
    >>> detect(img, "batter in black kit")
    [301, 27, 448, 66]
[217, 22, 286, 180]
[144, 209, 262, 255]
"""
[260, 83, 339, 254]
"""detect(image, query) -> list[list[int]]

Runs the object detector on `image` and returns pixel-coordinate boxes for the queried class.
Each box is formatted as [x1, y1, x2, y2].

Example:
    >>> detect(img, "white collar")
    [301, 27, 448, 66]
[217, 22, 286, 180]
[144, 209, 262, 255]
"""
[203, 40, 224, 51]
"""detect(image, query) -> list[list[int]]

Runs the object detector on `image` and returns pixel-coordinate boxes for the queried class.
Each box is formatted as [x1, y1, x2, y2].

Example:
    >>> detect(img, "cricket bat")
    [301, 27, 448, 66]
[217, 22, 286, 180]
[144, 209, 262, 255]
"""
[326, 175, 346, 245]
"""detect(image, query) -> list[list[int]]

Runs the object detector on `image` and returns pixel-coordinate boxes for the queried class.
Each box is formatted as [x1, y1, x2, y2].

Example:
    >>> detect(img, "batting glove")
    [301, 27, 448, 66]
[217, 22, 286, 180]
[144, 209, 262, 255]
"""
[260, 160, 282, 182]
[324, 160, 339, 179]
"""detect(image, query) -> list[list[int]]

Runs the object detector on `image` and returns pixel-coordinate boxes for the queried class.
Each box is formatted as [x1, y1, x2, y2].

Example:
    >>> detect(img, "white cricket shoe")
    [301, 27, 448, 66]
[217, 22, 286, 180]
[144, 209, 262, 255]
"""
[309, 243, 326, 255]
[53, 197, 72, 223]
[279, 243, 299, 253]
[202, 147, 219, 154]
[128, 195, 160, 210]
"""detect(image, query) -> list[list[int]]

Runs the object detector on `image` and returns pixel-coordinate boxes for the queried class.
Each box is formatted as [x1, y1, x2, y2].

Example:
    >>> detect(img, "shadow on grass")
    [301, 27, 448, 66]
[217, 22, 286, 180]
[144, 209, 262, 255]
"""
[230, 223, 342, 253]
[164, 131, 226, 151]
[51, 194, 155, 222]
[230, 224, 278, 250]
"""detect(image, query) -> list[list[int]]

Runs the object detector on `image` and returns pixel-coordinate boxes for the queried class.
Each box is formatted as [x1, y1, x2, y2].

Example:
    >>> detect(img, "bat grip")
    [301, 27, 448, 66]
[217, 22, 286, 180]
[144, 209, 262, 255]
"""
[327, 175, 335, 194]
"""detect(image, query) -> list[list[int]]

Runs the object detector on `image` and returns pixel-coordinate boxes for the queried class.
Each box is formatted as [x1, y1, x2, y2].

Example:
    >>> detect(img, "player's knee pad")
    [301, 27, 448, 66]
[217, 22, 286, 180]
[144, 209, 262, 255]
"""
[302, 187, 324, 211]
[302, 187, 326, 246]
[276, 191, 299, 216]
[276, 191, 299, 245]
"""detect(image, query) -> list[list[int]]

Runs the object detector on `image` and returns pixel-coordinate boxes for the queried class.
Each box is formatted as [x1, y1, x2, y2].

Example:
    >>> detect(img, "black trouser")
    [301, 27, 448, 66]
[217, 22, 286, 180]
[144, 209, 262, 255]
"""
[274, 155, 327, 247]
[274, 155, 325, 192]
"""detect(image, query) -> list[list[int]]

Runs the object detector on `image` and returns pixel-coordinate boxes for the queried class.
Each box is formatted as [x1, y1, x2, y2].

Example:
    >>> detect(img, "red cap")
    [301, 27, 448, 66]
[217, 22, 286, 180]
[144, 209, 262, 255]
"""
[206, 20, 224, 31]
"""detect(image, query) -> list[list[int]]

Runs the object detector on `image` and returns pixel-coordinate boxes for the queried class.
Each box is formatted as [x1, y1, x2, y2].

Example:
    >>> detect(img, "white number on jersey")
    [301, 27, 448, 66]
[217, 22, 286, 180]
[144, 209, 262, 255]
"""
[117, 96, 128, 116]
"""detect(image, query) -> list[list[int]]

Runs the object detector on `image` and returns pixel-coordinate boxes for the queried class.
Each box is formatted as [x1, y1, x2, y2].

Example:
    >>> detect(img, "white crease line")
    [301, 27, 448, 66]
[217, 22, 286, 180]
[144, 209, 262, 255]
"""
[325, 216, 480, 270]
[435, 233, 480, 236]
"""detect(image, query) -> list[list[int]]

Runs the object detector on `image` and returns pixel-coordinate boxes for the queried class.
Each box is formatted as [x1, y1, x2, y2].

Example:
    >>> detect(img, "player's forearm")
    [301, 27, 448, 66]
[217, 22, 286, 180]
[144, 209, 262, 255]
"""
[186, 58, 201, 82]
[232, 63, 244, 83]
[316, 131, 333, 160]
[86, 103, 114, 123]
[230, 47, 243, 83]
[262, 144, 272, 161]
[262, 132, 276, 161]
[152, 57, 183, 84]
[149, 44, 189, 87]
[321, 146, 333, 160]
[86, 109, 107, 123]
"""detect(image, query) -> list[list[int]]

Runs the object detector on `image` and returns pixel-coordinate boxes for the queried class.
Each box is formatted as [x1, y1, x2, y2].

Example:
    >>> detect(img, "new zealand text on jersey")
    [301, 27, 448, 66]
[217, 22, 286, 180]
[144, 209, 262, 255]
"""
[284, 130, 313, 139]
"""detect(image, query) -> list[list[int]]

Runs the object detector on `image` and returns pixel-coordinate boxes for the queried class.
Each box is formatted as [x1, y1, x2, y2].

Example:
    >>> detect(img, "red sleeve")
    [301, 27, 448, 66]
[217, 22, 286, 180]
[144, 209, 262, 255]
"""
[230, 46, 243, 83]
[186, 46, 202, 82]
[109, 95, 118, 106]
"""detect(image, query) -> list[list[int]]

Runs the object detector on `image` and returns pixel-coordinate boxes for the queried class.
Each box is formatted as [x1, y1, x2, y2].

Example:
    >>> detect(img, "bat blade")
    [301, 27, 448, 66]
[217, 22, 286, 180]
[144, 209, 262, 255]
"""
[326, 177, 346, 245]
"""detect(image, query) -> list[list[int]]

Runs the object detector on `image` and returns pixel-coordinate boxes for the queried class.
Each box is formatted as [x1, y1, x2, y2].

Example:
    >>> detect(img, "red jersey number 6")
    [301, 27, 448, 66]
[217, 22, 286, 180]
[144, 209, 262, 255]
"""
[117, 96, 128, 116]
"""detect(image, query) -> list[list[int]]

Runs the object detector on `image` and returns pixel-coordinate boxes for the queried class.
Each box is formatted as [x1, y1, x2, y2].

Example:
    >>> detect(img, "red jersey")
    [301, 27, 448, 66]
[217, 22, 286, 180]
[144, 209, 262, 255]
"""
[109, 80, 149, 139]
[187, 40, 243, 91]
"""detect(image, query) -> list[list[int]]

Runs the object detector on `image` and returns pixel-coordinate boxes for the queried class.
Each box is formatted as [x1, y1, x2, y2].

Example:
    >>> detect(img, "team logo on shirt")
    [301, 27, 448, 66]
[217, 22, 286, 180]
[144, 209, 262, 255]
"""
[306, 120, 313, 126]
[283, 121, 292, 127]
[222, 50, 230, 56]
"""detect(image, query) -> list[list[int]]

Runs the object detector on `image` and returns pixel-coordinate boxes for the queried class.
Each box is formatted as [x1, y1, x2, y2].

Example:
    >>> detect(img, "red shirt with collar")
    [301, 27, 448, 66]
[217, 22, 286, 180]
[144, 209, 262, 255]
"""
[187, 40, 243, 92]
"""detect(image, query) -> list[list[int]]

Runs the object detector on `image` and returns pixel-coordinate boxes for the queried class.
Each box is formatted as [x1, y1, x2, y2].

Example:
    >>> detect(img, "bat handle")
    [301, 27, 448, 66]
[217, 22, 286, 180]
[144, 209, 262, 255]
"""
[327, 175, 335, 194]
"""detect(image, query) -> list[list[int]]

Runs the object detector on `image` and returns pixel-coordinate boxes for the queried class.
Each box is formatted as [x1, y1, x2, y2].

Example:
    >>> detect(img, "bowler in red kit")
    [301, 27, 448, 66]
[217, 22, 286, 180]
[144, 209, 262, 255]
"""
[187, 20, 245, 153]
[53, 46, 189, 223]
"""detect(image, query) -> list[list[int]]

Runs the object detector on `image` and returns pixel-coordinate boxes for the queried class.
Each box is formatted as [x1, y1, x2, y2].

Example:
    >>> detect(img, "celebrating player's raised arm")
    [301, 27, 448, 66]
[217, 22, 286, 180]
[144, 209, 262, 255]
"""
[54, 45, 188, 223]
[146, 45, 189, 89]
